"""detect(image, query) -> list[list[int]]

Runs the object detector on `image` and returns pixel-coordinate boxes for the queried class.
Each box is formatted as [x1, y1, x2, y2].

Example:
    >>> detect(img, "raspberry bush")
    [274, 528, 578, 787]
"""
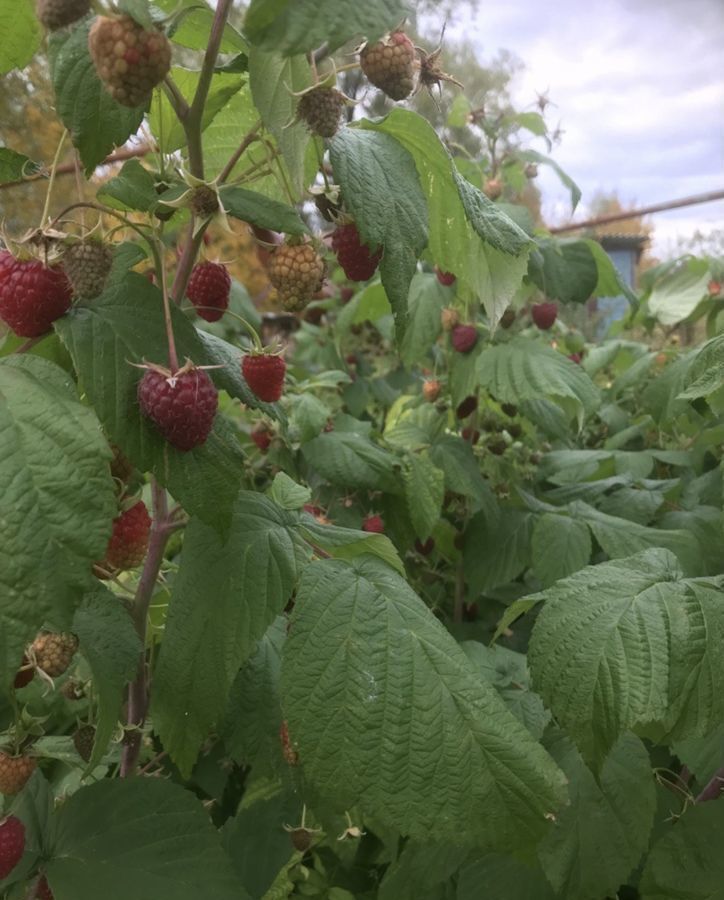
[1, 1, 723, 898]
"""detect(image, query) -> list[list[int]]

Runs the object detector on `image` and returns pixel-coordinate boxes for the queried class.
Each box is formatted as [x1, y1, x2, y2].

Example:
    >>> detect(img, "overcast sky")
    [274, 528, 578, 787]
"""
[444, 0, 724, 257]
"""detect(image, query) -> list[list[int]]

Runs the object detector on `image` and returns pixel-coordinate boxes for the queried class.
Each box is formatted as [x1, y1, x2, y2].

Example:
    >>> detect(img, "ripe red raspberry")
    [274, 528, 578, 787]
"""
[331, 223, 382, 281]
[532, 301, 558, 330]
[456, 395, 478, 418]
[451, 324, 478, 353]
[297, 87, 345, 138]
[268, 243, 325, 312]
[62, 240, 113, 298]
[0, 753, 37, 795]
[36, 875, 54, 900]
[242, 354, 286, 403]
[362, 514, 384, 534]
[0, 251, 72, 337]
[251, 423, 273, 451]
[138, 365, 218, 451]
[101, 501, 151, 571]
[36, 0, 90, 30]
[435, 267, 456, 286]
[568, 352, 582, 364]
[72, 725, 96, 763]
[29, 632, 78, 677]
[422, 379, 441, 402]
[89, 15, 172, 108]
[360, 31, 416, 100]
[0, 816, 25, 880]
[187, 261, 231, 322]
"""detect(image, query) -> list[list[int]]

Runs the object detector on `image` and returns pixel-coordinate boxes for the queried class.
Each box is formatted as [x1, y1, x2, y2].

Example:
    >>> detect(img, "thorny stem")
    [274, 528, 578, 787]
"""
[120, 481, 176, 778]
[39, 129, 67, 226]
[157, 242, 179, 371]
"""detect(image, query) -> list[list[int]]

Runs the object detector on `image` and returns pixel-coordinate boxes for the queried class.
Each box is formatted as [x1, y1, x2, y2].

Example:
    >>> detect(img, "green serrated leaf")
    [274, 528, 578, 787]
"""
[400, 273, 447, 368]
[247, 47, 311, 195]
[269, 472, 311, 509]
[0, 147, 41, 185]
[531, 513, 592, 587]
[360, 111, 531, 328]
[220, 186, 308, 235]
[72, 591, 141, 770]
[329, 128, 428, 338]
[244, 0, 408, 55]
[49, 21, 145, 173]
[0, 0, 41, 75]
[97, 158, 158, 212]
[301, 431, 403, 494]
[428, 435, 496, 516]
[151, 493, 308, 776]
[300, 517, 405, 575]
[464, 508, 532, 594]
[538, 730, 656, 900]
[281, 557, 566, 848]
[529, 239, 599, 304]
[0, 357, 115, 690]
[45, 779, 248, 900]
[529, 548, 724, 767]
[477, 337, 600, 427]
[404, 451, 444, 540]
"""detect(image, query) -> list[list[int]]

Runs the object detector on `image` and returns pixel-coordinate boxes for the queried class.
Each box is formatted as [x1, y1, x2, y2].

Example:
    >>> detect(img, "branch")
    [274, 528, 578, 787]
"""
[0, 145, 151, 192]
[184, 0, 235, 178]
[120, 479, 174, 777]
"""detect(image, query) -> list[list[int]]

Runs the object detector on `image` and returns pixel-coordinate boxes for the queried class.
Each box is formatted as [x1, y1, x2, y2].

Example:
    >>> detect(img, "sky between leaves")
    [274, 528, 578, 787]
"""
[443, 0, 724, 257]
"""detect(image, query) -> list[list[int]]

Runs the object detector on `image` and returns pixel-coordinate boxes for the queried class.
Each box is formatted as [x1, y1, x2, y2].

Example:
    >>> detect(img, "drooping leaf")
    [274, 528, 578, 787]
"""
[72, 590, 142, 770]
[45, 779, 247, 900]
[97, 158, 159, 212]
[244, 0, 408, 55]
[0, 357, 115, 690]
[329, 128, 428, 337]
[538, 730, 656, 900]
[299, 517, 405, 575]
[464, 508, 533, 595]
[529, 549, 724, 767]
[360, 111, 531, 329]
[151, 493, 308, 776]
[400, 273, 447, 368]
[49, 21, 145, 173]
[220, 186, 308, 235]
[281, 557, 567, 848]
[529, 239, 599, 304]
[0, 147, 41, 185]
[648, 259, 710, 326]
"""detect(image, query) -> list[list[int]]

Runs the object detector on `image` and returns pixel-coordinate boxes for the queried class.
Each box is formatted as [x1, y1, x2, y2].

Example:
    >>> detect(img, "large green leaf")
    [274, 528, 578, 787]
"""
[220, 186, 308, 235]
[244, 0, 408, 55]
[55, 272, 254, 532]
[221, 617, 286, 774]
[0, 357, 115, 689]
[329, 127, 428, 337]
[639, 799, 724, 899]
[404, 451, 444, 540]
[477, 338, 600, 426]
[428, 435, 496, 516]
[648, 259, 710, 325]
[247, 47, 311, 195]
[281, 557, 567, 848]
[538, 730, 656, 900]
[458, 854, 555, 900]
[72, 591, 141, 769]
[360, 110, 531, 328]
[531, 513, 592, 587]
[529, 239, 599, 304]
[49, 21, 145, 173]
[96, 159, 159, 212]
[464, 508, 533, 594]
[301, 431, 402, 494]
[679, 333, 724, 400]
[0, 0, 41, 74]
[151, 493, 308, 776]
[528, 549, 724, 767]
[45, 779, 246, 900]
[400, 273, 447, 368]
